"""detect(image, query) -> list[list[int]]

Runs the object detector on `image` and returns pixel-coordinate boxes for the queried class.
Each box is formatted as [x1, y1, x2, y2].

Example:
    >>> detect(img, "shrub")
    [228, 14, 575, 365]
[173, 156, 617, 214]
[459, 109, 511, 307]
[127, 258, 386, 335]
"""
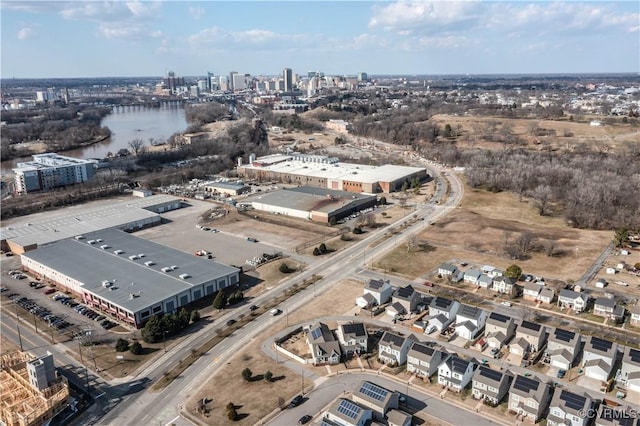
[130, 341, 142, 355]
[264, 370, 273, 382]
[279, 263, 292, 273]
[319, 243, 327, 253]
[213, 291, 227, 309]
[241, 367, 252, 381]
[313, 247, 321, 256]
[190, 310, 201, 323]
[353, 226, 364, 234]
[115, 338, 129, 352]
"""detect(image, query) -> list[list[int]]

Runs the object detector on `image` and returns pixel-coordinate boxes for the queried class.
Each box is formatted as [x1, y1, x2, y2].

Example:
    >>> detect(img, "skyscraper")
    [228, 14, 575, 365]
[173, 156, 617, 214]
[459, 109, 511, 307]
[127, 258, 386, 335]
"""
[283, 67, 293, 92]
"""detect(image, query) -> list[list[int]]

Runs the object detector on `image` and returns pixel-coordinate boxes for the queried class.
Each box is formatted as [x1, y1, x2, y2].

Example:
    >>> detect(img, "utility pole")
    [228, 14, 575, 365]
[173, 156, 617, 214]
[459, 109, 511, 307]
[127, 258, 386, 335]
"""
[14, 301, 23, 351]
[163, 331, 167, 353]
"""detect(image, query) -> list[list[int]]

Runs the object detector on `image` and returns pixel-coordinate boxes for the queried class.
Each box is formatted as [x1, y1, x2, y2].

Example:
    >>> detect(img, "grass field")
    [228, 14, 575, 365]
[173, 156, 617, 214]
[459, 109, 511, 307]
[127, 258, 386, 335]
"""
[376, 184, 612, 281]
[186, 279, 363, 425]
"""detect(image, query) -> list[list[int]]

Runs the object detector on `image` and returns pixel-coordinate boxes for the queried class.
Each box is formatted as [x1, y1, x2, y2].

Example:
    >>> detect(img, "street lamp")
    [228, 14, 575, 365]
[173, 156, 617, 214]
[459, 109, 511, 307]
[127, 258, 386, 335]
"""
[163, 331, 168, 353]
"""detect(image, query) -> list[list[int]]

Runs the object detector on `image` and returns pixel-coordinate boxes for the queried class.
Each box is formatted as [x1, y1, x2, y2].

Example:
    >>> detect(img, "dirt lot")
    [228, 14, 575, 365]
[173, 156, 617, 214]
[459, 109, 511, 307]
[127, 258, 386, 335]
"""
[430, 114, 639, 154]
[186, 279, 363, 425]
[376, 185, 611, 281]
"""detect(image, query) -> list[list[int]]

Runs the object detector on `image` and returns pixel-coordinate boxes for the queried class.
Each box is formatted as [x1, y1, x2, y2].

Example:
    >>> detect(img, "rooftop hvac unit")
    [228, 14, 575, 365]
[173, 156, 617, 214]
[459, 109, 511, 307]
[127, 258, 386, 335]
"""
[138, 253, 145, 258]
[96, 239, 103, 243]
[102, 281, 113, 288]
[161, 267, 172, 273]
[75, 235, 85, 240]
[170, 265, 178, 270]
[100, 245, 110, 250]
[144, 261, 155, 267]
[114, 250, 124, 255]
[87, 240, 96, 245]
[178, 273, 191, 279]
[129, 255, 139, 260]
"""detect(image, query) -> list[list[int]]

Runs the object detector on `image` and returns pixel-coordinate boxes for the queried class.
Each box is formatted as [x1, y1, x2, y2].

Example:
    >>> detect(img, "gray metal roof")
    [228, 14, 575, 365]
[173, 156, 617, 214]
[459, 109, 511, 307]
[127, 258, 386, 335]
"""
[2, 194, 180, 248]
[22, 229, 238, 313]
[251, 186, 376, 214]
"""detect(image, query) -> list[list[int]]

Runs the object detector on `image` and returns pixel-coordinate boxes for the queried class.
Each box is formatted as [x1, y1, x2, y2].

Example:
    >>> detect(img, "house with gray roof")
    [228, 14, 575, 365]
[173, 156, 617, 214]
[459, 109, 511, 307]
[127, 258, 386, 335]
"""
[631, 302, 640, 326]
[594, 297, 626, 322]
[407, 341, 448, 379]
[323, 398, 372, 426]
[511, 320, 547, 357]
[307, 322, 342, 365]
[547, 389, 593, 426]
[558, 289, 589, 313]
[478, 274, 493, 289]
[336, 322, 368, 355]
[491, 275, 518, 296]
[547, 327, 581, 370]
[523, 282, 542, 301]
[351, 380, 399, 419]
[438, 355, 475, 392]
[508, 374, 552, 423]
[363, 279, 393, 306]
[386, 409, 412, 426]
[464, 268, 482, 285]
[485, 312, 516, 349]
[391, 285, 421, 314]
[455, 304, 487, 340]
[427, 297, 459, 333]
[537, 287, 556, 304]
[472, 366, 513, 405]
[595, 403, 639, 426]
[438, 263, 458, 277]
[620, 346, 640, 393]
[378, 331, 416, 366]
[582, 336, 618, 382]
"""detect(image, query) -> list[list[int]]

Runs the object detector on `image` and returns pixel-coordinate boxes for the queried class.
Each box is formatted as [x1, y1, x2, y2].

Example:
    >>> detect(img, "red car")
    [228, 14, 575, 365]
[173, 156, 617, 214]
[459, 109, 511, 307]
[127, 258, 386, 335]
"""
[44, 288, 56, 294]
[424, 281, 434, 287]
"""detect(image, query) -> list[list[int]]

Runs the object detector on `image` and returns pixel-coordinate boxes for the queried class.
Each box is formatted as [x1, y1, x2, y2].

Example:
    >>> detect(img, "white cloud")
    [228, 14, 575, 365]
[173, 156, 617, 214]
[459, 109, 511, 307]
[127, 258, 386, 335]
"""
[188, 27, 319, 51]
[17, 25, 37, 40]
[98, 23, 163, 41]
[369, 1, 482, 33]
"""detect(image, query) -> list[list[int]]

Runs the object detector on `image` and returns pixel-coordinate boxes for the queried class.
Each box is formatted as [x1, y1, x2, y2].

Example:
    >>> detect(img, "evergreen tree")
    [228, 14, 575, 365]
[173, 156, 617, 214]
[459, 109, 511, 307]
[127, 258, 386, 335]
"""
[213, 291, 227, 309]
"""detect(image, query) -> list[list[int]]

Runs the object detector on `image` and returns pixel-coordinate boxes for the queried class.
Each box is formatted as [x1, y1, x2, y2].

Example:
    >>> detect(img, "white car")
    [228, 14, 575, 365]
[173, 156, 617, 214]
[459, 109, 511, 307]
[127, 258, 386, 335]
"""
[501, 301, 512, 307]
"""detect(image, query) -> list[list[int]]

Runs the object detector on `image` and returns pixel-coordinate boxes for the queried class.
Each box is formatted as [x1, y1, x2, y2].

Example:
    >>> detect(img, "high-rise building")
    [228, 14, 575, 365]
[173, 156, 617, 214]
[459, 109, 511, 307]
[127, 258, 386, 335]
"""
[283, 67, 293, 92]
[206, 71, 214, 91]
[357, 72, 368, 82]
[229, 71, 238, 91]
[232, 73, 246, 91]
[163, 71, 184, 94]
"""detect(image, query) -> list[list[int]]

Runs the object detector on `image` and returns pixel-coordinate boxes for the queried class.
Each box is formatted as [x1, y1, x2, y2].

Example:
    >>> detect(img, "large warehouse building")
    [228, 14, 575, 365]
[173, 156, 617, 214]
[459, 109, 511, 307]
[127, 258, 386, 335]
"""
[1, 194, 182, 254]
[21, 229, 240, 328]
[251, 186, 377, 223]
[238, 154, 427, 193]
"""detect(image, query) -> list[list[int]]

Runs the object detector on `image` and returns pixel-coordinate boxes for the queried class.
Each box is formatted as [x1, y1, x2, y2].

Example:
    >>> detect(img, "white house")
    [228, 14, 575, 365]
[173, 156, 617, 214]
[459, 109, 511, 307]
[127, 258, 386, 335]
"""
[477, 274, 493, 289]
[523, 282, 542, 301]
[547, 389, 593, 426]
[324, 398, 372, 426]
[307, 322, 342, 365]
[391, 285, 421, 314]
[455, 304, 487, 340]
[537, 287, 555, 304]
[406, 341, 448, 379]
[631, 302, 640, 326]
[582, 336, 618, 382]
[438, 263, 458, 277]
[464, 268, 482, 285]
[378, 331, 416, 366]
[558, 289, 589, 313]
[491, 276, 518, 296]
[352, 381, 399, 419]
[427, 297, 460, 333]
[363, 279, 393, 306]
[619, 346, 640, 392]
[593, 297, 625, 323]
[336, 322, 368, 355]
[437, 355, 475, 392]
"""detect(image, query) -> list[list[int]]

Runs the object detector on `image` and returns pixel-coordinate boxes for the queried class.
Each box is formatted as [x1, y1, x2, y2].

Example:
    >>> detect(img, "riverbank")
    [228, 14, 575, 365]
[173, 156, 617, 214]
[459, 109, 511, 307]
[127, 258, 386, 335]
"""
[1, 134, 112, 166]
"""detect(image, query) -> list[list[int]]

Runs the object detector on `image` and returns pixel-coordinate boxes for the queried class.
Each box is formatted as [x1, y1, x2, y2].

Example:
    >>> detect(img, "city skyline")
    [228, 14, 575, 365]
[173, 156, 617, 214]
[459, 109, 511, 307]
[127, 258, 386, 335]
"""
[1, 1, 639, 79]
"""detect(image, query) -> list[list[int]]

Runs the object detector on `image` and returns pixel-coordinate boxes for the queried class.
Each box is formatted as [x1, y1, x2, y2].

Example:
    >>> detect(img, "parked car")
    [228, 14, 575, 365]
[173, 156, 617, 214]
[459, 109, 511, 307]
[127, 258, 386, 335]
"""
[249, 305, 259, 311]
[44, 288, 56, 294]
[246, 237, 258, 243]
[298, 415, 312, 425]
[226, 319, 236, 326]
[270, 308, 281, 316]
[289, 395, 303, 408]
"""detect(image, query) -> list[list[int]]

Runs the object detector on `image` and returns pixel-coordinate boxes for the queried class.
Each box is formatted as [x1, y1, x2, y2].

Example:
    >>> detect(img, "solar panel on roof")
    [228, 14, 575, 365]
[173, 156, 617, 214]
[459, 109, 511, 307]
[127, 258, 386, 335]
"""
[559, 390, 586, 411]
[342, 323, 365, 336]
[554, 328, 575, 342]
[434, 297, 451, 308]
[513, 375, 539, 393]
[479, 366, 503, 382]
[629, 348, 640, 363]
[489, 312, 510, 323]
[521, 320, 541, 332]
[359, 381, 389, 402]
[311, 327, 323, 341]
[411, 342, 434, 356]
[336, 399, 361, 419]
[590, 336, 613, 352]
[451, 357, 470, 373]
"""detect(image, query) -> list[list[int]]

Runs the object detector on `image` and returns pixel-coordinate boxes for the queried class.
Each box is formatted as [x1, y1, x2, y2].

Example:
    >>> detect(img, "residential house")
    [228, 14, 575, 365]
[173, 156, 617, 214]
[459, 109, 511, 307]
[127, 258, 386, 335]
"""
[511, 320, 547, 357]
[630, 302, 640, 326]
[523, 282, 542, 301]
[351, 380, 399, 419]
[392, 285, 421, 314]
[438, 263, 458, 277]
[485, 312, 516, 349]
[386, 409, 412, 426]
[492, 275, 518, 296]
[464, 268, 482, 285]
[386, 302, 407, 319]
[406, 341, 448, 379]
[547, 327, 581, 371]
[323, 398, 372, 426]
[378, 331, 415, 366]
[472, 366, 513, 405]
[478, 274, 493, 290]
[336, 322, 368, 356]
[307, 322, 342, 365]
[537, 287, 556, 304]
[508, 374, 552, 423]
[558, 289, 589, 313]
[620, 346, 640, 393]
[363, 279, 393, 306]
[482, 265, 503, 278]
[455, 304, 487, 340]
[582, 336, 618, 382]
[355, 292, 376, 309]
[437, 355, 476, 392]
[593, 297, 626, 323]
[547, 389, 593, 426]
[595, 403, 639, 426]
[427, 297, 460, 333]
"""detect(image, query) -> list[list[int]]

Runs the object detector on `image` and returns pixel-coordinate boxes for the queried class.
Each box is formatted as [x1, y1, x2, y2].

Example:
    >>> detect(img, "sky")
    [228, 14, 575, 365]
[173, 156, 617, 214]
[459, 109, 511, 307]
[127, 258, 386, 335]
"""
[1, 1, 639, 79]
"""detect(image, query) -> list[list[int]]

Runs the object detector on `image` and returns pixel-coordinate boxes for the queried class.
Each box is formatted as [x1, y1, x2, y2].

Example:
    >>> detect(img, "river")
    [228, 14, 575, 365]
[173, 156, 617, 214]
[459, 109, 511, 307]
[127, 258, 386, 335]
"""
[1, 104, 188, 174]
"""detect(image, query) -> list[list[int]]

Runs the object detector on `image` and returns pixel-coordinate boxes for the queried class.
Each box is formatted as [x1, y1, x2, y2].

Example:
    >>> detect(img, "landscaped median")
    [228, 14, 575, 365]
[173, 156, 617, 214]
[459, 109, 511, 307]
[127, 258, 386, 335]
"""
[150, 274, 322, 392]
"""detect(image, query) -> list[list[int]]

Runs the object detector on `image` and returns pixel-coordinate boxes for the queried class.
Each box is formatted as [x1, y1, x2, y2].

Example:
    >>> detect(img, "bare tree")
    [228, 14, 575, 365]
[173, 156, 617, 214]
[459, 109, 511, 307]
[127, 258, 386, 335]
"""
[406, 235, 419, 253]
[528, 184, 553, 216]
[128, 138, 146, 156]
[543, 240, 556, 257]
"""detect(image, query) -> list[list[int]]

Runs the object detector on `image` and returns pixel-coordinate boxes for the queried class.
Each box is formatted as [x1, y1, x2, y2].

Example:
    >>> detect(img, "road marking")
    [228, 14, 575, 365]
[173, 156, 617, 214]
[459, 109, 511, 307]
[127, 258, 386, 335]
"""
[165, 415, 181, 426]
